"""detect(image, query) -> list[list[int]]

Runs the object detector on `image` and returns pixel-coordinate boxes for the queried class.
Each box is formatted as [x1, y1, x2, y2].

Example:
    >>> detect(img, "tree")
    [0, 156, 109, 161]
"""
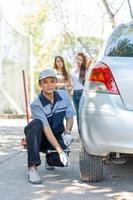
[18, 0, 104, 69]
[101, 0, 126, 28]
[127, 0, 133, 20]
[50, 0, 102, 59]
[19, 0, 49, 61]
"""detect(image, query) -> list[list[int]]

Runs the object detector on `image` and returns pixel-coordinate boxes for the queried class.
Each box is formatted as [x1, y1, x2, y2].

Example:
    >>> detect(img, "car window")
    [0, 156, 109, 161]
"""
[105, 25, 133, 57]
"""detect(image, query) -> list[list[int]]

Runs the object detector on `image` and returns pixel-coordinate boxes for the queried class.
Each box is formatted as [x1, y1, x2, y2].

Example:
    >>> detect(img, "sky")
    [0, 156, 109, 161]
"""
[0, 0, 132, 40]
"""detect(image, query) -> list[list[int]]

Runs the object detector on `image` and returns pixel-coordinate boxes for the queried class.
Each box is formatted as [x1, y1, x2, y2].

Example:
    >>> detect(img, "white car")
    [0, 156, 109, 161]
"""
[79, 22, 133, 182]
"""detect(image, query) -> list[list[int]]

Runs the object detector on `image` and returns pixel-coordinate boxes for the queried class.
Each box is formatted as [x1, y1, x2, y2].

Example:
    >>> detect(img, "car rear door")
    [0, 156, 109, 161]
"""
[102, 24, 133, 110]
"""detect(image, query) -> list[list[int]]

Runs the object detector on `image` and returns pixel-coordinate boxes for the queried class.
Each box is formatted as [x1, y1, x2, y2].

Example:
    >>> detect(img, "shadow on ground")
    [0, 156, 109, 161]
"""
[0, 121, 133, 200]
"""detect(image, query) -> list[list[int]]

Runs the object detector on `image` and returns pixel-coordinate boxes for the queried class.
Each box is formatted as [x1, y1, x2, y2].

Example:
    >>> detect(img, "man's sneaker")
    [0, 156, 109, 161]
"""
[28, 168, 42, 184]
[45, 159, 55, 170]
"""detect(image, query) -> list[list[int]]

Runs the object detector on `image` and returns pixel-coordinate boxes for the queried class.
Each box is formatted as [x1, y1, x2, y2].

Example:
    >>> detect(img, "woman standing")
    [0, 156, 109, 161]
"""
[71, 53, 87, 132]
[54, 56, 72, 95]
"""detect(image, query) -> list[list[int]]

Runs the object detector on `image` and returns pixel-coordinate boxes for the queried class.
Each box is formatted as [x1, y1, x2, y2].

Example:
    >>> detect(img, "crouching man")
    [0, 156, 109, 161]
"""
[24, 69, 75, 184]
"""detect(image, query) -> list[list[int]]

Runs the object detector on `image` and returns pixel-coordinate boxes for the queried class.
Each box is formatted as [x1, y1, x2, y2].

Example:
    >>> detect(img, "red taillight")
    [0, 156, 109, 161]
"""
[88, 63, 119, 94]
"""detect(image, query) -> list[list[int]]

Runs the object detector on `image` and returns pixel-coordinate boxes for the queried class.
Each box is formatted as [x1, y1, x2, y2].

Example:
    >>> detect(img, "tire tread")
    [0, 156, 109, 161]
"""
[79, 147, 103, 182]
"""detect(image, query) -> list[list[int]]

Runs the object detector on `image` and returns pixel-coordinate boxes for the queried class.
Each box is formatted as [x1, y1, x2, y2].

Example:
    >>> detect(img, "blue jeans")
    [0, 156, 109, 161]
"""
[72, 89, 83, 133]
[24, 119, 66, 167]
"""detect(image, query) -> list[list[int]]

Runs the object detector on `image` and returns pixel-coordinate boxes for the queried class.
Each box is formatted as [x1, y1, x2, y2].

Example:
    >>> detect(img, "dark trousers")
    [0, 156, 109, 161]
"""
[24, 119, 66, 167]
[72, 89, 83, 133]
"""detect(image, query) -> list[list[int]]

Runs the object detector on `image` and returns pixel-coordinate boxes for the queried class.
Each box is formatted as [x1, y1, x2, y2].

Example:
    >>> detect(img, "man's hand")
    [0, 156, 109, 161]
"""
[59, 151, 68, 166]
[62, 131, 74, 146]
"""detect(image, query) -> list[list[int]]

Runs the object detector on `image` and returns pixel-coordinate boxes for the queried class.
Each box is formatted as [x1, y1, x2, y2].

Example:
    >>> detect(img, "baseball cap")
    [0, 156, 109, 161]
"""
[39, 69, 57, 81]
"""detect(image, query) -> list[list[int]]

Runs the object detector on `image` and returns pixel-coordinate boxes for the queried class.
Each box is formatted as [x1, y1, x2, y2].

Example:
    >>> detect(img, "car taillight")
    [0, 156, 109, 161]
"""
[88, 63, 119, 94]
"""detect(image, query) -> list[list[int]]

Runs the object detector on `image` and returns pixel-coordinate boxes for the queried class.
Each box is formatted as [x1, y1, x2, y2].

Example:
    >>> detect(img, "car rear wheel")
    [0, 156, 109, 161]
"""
[79, 146, 103, 182]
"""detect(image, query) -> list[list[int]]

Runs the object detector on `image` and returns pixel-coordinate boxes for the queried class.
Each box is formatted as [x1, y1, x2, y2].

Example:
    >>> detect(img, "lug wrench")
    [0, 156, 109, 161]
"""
[47, 148, 80, 154]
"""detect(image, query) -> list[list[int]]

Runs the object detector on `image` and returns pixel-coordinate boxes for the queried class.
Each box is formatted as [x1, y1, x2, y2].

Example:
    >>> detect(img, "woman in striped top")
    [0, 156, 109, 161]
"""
[54, 56, 72, 95]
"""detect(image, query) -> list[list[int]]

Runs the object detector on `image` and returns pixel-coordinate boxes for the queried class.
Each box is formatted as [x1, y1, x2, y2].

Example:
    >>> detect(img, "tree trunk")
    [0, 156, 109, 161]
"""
[127, 0, 133, 20]
[102, 0, 116, 28]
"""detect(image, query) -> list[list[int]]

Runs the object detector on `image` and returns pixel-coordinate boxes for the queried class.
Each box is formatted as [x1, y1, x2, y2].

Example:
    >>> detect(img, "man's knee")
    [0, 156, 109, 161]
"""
[32, 119, 43, 129]
[24, 119, 43, 135]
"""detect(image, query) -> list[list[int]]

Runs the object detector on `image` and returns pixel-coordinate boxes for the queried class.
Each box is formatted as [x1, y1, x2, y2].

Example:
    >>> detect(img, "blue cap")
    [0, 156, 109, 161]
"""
[39, 69, 57, 80]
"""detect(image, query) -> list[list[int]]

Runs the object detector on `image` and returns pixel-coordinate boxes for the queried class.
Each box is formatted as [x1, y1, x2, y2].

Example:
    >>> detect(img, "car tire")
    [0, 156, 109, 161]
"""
[79, 146, 103, 182]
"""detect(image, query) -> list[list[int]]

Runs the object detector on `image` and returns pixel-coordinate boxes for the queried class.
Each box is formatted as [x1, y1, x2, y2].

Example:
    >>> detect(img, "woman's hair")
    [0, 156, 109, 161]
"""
[76, 52, 87, 84]
[54, 56, 69, 81]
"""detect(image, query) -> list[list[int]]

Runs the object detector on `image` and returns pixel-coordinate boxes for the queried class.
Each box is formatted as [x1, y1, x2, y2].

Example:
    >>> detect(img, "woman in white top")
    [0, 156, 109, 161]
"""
[71, 52, 87, 132]
[54, 56, 72, 95]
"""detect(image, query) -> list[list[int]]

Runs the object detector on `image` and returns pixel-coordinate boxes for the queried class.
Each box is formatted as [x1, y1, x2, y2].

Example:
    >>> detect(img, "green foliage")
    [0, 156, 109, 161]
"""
[54, 32, 103, 67]
[20, 0, 49, 57]
[19, 1, 103, 70]
[78, 36, 103, 56]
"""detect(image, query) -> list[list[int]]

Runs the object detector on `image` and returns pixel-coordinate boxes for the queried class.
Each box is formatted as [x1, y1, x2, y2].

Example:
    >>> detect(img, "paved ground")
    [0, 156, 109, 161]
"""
[0, 119, 133, 200]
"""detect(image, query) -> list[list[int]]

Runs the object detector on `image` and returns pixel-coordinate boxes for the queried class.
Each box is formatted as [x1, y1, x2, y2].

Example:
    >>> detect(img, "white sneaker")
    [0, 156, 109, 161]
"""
[28, 168, 42, 184]
[45, 159, 55, 170]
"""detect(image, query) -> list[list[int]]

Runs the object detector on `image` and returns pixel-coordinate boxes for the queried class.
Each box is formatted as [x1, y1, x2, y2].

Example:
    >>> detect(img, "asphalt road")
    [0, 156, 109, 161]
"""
[0, 119, 133, 200]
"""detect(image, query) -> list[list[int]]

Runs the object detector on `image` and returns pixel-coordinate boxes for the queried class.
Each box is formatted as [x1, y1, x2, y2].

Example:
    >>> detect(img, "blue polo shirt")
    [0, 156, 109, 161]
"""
[30, 90, 75, 138]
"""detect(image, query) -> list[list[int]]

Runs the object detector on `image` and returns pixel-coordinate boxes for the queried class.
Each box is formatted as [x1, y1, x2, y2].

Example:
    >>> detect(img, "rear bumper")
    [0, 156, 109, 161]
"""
[79, 91, 133, 156]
